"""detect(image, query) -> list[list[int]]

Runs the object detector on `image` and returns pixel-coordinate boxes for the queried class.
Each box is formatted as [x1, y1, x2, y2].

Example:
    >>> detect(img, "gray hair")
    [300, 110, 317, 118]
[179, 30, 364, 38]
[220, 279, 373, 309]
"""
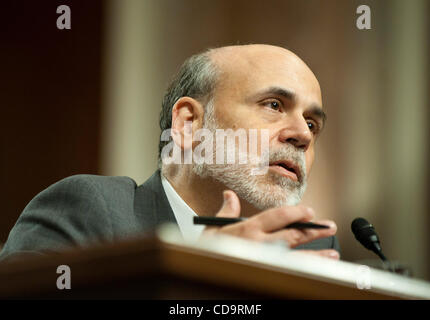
[158, 49, 219, 166]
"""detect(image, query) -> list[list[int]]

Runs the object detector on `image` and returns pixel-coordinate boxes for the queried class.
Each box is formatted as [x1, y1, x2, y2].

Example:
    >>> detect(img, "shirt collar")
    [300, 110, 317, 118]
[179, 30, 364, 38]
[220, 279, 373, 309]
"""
[160, 174, 205, 242]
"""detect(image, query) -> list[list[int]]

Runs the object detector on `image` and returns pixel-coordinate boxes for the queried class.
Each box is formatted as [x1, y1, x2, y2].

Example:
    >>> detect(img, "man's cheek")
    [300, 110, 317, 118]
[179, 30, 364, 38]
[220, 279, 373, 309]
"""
[305, 149, 315, 174]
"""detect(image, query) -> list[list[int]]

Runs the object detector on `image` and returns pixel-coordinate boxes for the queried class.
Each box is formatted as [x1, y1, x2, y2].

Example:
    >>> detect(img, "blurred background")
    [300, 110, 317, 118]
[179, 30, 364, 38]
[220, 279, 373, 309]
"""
[1, 0, 429, 280]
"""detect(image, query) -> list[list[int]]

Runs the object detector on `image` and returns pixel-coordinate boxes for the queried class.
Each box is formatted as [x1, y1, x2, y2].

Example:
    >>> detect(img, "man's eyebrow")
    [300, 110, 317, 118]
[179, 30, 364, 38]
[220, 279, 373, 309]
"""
[307, 104, 327, 128]
[250, 86, 326, 127]
[251, 86, 296, 101]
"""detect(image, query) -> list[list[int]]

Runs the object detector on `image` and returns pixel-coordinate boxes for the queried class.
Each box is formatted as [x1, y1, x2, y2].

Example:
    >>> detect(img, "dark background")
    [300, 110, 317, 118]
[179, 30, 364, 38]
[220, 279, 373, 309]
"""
[0, 1, 103, 240]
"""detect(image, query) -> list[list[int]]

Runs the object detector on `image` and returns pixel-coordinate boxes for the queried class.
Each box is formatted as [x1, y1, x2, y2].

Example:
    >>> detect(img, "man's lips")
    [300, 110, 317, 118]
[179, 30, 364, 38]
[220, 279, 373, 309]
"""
[269, 160, 301, 182]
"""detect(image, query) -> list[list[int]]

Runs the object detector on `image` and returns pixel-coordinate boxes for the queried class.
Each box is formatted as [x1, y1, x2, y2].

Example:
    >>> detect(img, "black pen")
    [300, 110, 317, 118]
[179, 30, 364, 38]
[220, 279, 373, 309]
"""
[193, 216, 329, 229]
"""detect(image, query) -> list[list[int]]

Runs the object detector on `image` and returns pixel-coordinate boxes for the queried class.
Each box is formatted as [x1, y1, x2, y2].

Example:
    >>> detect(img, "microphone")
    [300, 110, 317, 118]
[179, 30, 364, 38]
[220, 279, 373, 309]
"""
[351, 217, 388, 262]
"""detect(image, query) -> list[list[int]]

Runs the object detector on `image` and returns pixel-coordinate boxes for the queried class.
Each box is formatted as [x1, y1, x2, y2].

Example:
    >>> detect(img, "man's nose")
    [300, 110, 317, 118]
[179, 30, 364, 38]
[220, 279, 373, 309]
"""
[278, 116, 312, 151]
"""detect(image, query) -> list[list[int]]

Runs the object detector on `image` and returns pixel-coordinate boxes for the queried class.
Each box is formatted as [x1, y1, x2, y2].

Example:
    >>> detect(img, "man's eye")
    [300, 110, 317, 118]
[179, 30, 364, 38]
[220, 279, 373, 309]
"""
[264, 100, 282, 111]
[307, 120, 320, 134]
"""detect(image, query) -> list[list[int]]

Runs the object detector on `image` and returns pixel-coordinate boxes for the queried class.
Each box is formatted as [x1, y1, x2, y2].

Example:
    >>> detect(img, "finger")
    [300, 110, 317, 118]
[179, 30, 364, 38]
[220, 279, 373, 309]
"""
[295, 249, 340, 260]
[264, 219, 337, 247]
[251, 205, 315, 232]
[290, 220, 337, 245]
[314, 220, 337, 233]
[215, 190, 241, 218]
[294, 219, 337, 244]
[203, 190, 241, 235]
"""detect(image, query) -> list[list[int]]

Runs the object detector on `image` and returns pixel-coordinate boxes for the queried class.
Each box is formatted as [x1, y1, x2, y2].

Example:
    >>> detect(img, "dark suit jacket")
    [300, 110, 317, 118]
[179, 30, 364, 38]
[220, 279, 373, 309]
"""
[0, 170, 340, 261]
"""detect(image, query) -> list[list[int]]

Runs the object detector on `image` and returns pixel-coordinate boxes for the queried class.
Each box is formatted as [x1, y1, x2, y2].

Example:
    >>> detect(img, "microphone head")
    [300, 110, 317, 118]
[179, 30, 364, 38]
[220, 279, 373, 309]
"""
[351, 217, 380, 251]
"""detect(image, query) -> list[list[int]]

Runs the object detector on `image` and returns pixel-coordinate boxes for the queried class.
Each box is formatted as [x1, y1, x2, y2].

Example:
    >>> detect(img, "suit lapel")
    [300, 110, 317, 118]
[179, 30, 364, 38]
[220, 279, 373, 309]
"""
[133, 170, 177, 232]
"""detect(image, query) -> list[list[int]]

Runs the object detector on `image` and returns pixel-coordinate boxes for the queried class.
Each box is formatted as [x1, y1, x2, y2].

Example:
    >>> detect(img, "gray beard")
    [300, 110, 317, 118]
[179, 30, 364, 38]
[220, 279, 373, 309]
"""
[193, 161, 307, 210]
[192, 103, 307, 210]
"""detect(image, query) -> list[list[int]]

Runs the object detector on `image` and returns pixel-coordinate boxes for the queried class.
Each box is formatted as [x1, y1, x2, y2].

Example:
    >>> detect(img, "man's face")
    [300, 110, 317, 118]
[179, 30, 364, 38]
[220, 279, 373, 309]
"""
[193, 45, 324, 210]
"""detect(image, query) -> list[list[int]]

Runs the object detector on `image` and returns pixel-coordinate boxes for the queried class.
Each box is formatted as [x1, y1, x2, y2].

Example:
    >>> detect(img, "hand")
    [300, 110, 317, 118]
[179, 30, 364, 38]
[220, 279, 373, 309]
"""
[203, 190, 339, 260]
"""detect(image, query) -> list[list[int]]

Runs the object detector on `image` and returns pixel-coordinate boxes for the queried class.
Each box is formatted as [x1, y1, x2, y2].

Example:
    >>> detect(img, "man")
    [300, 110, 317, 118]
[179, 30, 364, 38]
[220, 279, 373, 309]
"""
[0, 44, 340, 262]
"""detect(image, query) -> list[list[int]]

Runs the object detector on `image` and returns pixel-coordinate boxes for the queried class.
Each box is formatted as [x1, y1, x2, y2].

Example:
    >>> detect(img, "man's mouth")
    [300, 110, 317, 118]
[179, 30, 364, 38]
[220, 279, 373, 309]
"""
[268, 160, 301, 182]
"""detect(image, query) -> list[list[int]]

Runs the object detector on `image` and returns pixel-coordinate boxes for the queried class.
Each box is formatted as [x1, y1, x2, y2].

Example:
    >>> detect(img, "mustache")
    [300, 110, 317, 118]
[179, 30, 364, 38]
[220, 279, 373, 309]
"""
[266, 147, 307, 182]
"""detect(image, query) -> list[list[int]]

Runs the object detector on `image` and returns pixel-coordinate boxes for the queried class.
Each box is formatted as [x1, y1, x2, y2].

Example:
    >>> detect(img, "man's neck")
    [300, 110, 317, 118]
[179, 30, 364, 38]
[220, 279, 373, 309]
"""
[162, 165, 260, 217]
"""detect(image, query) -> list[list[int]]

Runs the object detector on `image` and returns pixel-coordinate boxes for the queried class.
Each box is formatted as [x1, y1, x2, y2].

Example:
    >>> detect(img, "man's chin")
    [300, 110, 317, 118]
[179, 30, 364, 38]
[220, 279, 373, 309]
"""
[251, 184, 303, 209]
[224, 176, 305, 210]
[192, 164, 305, 209]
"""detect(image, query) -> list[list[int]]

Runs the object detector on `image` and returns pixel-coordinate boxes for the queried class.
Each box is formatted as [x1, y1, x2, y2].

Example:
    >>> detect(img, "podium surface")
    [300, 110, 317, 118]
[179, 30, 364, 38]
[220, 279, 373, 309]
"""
[0, 224, 429, 299]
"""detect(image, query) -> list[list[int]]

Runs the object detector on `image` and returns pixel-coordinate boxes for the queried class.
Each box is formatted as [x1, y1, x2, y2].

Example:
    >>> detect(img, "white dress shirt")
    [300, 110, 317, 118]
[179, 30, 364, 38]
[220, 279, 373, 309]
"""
[160, 174, 205, 242]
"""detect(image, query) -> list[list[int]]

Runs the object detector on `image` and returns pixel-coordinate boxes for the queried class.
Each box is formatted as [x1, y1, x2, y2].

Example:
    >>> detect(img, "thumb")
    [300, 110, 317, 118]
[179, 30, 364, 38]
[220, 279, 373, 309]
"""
[216, 190, 241, 218]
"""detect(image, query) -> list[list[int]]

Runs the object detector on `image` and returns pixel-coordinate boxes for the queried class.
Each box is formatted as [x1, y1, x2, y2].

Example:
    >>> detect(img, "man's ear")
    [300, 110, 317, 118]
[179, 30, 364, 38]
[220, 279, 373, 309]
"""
[170, 97, 204, 152]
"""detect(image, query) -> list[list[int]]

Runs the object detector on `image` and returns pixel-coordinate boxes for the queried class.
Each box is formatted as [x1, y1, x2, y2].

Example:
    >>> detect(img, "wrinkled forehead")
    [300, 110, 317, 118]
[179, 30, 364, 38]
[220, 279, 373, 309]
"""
[210, 46, 322, 106]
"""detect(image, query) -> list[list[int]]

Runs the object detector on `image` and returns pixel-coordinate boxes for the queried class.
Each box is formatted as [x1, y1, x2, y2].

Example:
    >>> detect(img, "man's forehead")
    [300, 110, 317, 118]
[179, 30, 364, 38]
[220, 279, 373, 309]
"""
[210, 45, 294, 75]
[210, 44, 322, 105]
